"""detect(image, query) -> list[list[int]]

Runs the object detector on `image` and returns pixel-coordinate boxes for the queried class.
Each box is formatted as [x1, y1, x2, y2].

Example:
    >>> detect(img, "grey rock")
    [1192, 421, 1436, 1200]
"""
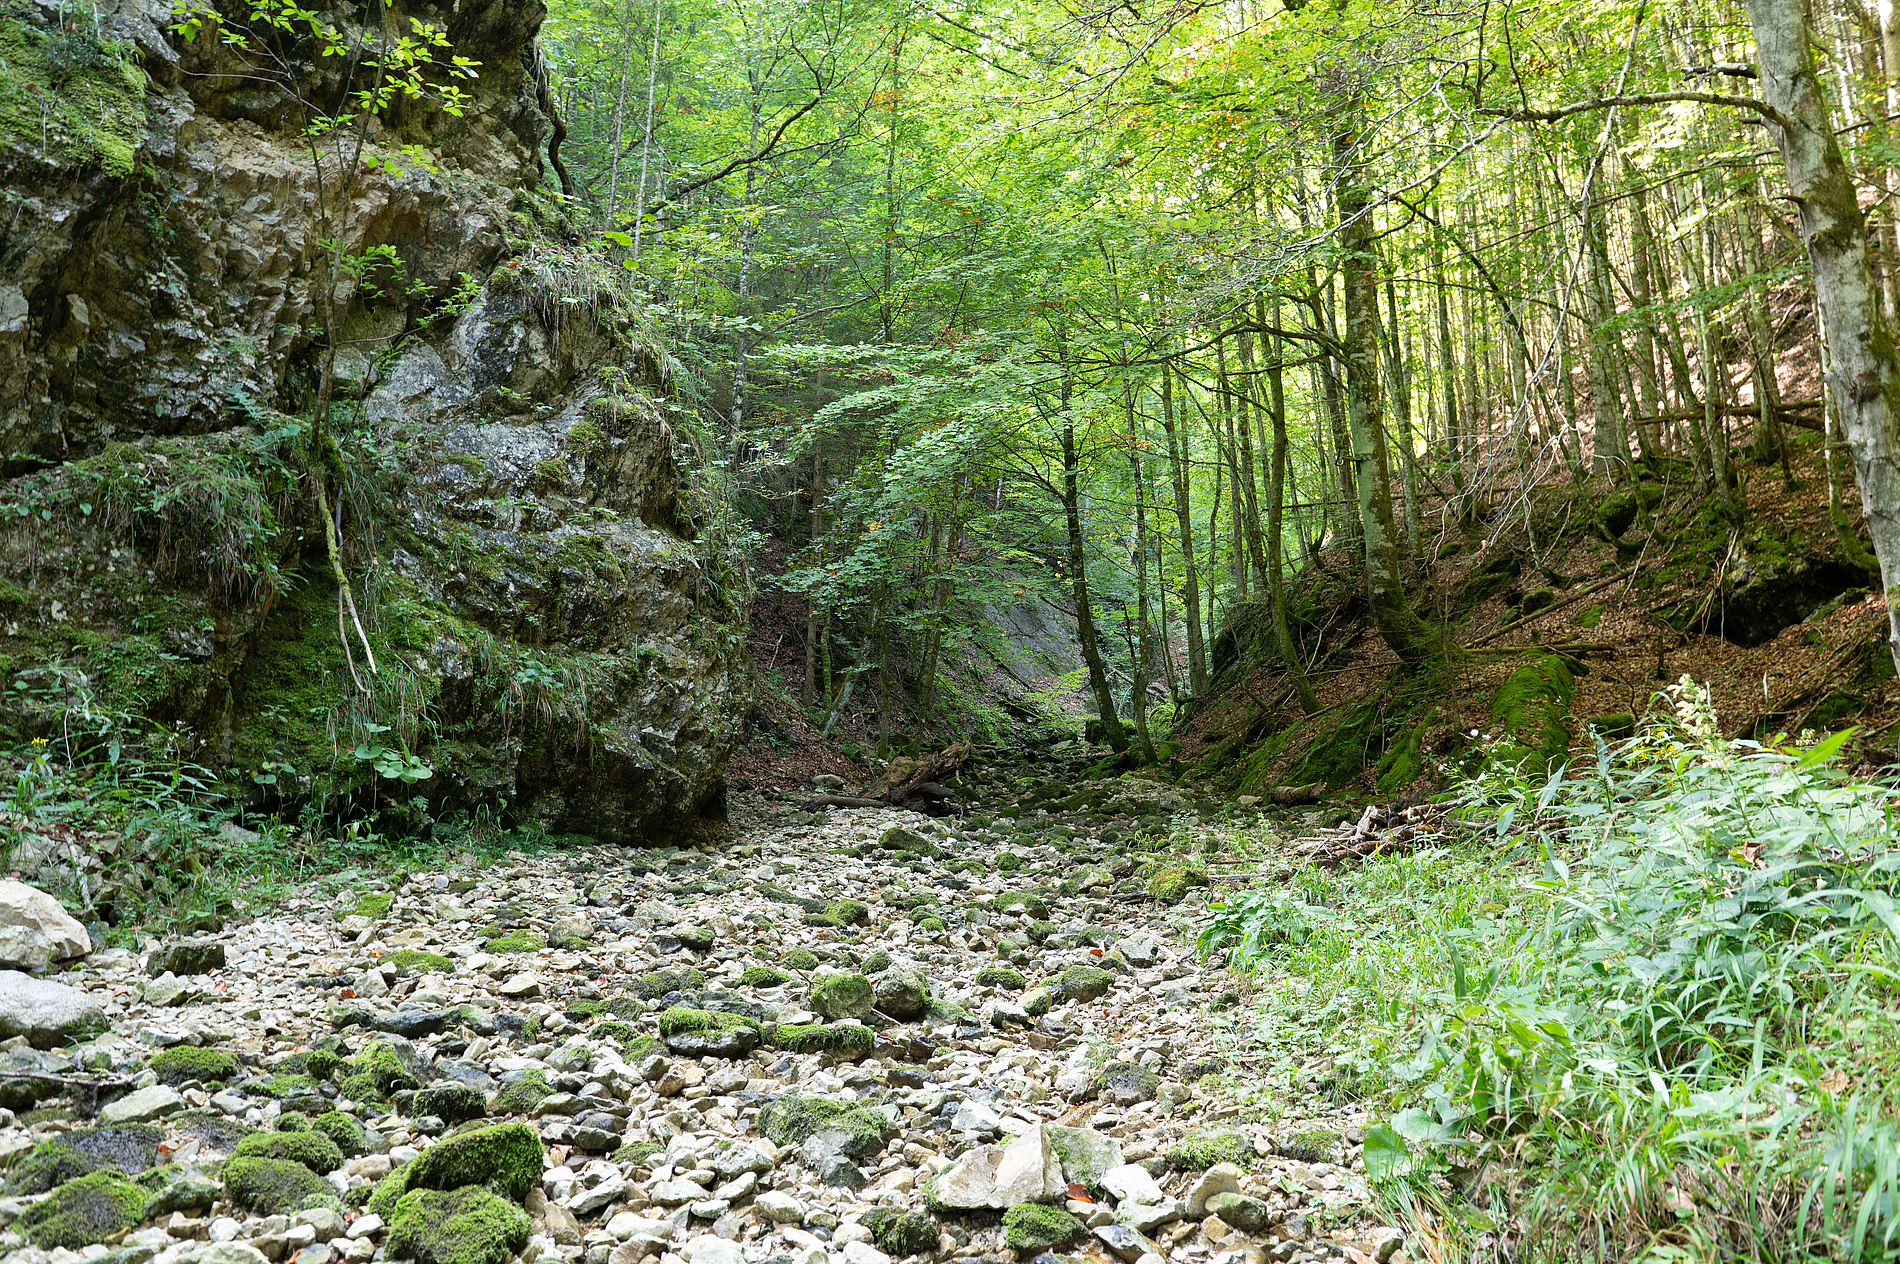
[147, 939, 226, 977]
[799, 1132, 868, 1190]
[1047, 1126, 1122, 1190]
[0, 970, 107, 1047]
[146, 1166, 222, 1216]
[871, 965, 929, 1021]
[1094, 1224, 1162, 1263]
[929, 1122, 1063, 1209]
[100, 1084, 185, 1125]
[1206, 1193, 1273, 1234]
[0, 882, 91, 971]
[1185, 1163, 1243, 1218]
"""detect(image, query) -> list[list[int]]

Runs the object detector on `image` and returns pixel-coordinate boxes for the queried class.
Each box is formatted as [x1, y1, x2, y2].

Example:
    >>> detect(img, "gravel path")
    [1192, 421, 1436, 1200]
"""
[0, 787, 1405, 1264]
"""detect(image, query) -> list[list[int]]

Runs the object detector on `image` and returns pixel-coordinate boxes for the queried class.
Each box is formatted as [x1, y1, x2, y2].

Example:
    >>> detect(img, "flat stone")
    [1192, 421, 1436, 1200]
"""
[755, 1190, 805, 1223]
[1116, 1200, 1183, 1232]
[683, 1235, 746, 1264]
[1186, 1164, 1243, 1218]
[842, 1243, 892, 1264]
[1206, 1193, 1272, 1233]
[1094, 1224, 1163, 1263]
[100, 1084, 185, 1125]
[499, 973, 543, 998]
[1102, 1163, 1163, 1204]
[931, 1121, 1063, 1209]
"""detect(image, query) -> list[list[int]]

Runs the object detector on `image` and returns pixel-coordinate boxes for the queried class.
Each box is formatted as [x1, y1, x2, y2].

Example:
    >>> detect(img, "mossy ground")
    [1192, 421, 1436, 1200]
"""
[0, 11, 144, 178]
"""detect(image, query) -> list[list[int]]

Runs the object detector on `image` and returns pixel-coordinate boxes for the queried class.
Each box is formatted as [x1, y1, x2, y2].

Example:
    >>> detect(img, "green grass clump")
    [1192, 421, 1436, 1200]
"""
[974, 965, 1025, 990]
[341, 891, 394, 921]
[17, 1170, 146, 1248]
[149, 1046, 238, 1086]
[740, 965, 792, 988]
[773, 1023, 874, 1056]
[482, 930, 542, 953]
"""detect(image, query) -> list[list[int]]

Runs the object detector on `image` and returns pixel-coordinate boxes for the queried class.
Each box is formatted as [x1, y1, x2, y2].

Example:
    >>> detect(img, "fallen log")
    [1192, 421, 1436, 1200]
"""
[1268, 782, 1327, 806]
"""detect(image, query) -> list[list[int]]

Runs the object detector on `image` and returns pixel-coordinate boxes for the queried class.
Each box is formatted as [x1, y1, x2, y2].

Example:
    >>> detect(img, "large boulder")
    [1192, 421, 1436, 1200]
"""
[927, 1123, 1064, 1210]
[0, 971, 107, 1048]
[0, 882, 90, 971]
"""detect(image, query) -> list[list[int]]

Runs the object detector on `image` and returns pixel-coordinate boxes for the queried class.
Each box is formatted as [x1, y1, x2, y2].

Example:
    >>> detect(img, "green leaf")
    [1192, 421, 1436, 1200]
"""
[1361, 1123, 1408, 1182]
[1796, 727, 1859, 770]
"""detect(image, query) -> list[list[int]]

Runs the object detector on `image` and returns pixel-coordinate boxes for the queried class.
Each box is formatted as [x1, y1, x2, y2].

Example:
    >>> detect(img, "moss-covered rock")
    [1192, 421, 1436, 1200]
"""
[973, 965, 1026, 990]
[5, 1124, 162, 1194]
[656, 1007, 766, 1039]
[312, 1111, 370, 1159]
[802, 898, 871, 929]
[415, 1085, 487, 1124]
[1276, 1128, 1342, 1163]
[773, 1023, 874, 1057]
[1146, 866, 1209, 905]
[1002, 1202, 1084, 1252]
[915, 916, 947, 932]
[404, 1122, 542, 1202]
[149, 1046, 238, 1086]
[367, 1163, 415, 1218]
[482, 929, 542, 954]
[863, 1207, 940, 1256]
[343, 891, 395, 921]
[1091, 1061, 1160, 1106]
[1166, 1127, 1251, 1171]
[386, 948, 454, 974]
[387, 1185, 531, 1264]
[632, 968, 706, 999]
[17, 1169, 147, 1248]
[993, 891, 1049, 918]
[781, 948, 821, 972]
[739, 965, 791, 988]
[757, 1096, 894, 1157]
[807, 972, 874, 1021]
[1488, 654, 1576, 775]
[1053, 965, 1114, 1002]
[233, 1129, 345, 1174]
[224, 1156, 341, 1214]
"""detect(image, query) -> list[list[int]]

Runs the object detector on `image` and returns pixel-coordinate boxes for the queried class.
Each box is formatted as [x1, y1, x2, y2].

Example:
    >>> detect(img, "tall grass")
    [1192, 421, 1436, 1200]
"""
[1201, 678, 1900, 1262]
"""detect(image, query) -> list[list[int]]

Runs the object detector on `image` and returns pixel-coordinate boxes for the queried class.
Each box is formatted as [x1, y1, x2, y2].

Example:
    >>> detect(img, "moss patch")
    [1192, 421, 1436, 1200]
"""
[387, 1184, 531, 1264]
[973, 965, 1025, 990]
[149, 1046, 238, 1086]
[739, 965, 791, 988]
[482, 929, 542, 954]
[807, 972, 874, 1020]
[1488, 654, 1576, 775]
[1003, 1202, 1084, 1252]
[756, 1096, 893, 1157]
[224, 1156, 340, 1214]
[1147, 866, 1209, 905]
[781, 949, 820, 972]
[312, 1111, 370, 1159]
[343, 891, 395, 921]
[404, 1122, 542, 1202]
[233, 1129, 345, 1175]
[17, 1169, 146, 1248]
[6, 1124, 162, 1194]
[386, 948, 454, 974]
[773, 1023, 874, 1057]
[1166, 1127, 1251, 1171]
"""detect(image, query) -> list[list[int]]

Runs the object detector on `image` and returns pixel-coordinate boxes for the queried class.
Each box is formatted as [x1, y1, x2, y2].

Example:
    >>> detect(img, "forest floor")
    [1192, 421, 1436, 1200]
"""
[0, 751, 1412, 1264]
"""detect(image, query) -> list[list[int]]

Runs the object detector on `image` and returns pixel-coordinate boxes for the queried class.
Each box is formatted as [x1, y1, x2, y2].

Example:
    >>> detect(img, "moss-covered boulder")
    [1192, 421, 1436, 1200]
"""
[655, 1007, 764, 1057]
[807, 972, 874, 1021]
[415, 1085, 487, 1124]
[1053, 965, 1115, 1002]
[1276, 1128, 1342, 1163]
[17, 1170, 147, 1248]
[757, 1096, 895, 1157]
[1092, 1061, 1159, 1106]
[404, 1122, 543, 1202]
[773, 1023, 874, 1058]
[994, 891, 1049, 918]
[5, 1124, 162, 1194]
[1146, 866, 1209, 905]
[781, 948, 821, 972]
[973, 965, 1026, 990]
[633, 968, 706, 999]
[739, 965, 791, 988]
[386, 948, 454, 974]
[387, 1185, 532, 1264]
[802, 898, 872, 929]
[490, 1071, 551, 1115]
[313, 1110, 371, 1158]
[234, 1128, 345, 1174]
[367, 1163, 416, 1218]
[149, 1046, 238, 1086]
[1003, 1202, 1085, 1252]
[482, 929, 542, 954]
[224, 1156, 340, 1214]
[1166, 1127, 1251, 1171]
[863, 1207, 940, 1256]
[1488, 654, 1576, 775]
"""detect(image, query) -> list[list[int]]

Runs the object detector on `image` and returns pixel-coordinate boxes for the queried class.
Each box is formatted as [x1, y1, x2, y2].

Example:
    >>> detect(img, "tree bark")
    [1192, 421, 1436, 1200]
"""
[1061, 418, 1129, 751]
[1745, 0, 1900, 677]
[1160, 363, 1208, 694]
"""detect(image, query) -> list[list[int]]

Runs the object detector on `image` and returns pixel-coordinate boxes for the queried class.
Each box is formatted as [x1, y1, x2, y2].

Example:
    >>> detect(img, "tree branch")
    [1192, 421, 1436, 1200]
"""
[1479, 91, 1791, 131]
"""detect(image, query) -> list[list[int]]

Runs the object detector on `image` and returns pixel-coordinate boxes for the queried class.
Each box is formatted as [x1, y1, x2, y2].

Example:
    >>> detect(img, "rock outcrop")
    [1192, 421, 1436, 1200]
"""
[0, 0, 743, 841]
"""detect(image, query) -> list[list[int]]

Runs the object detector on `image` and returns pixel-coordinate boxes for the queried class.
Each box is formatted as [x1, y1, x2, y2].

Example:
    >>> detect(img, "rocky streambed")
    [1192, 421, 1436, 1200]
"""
[0, 787, 1405, 1264]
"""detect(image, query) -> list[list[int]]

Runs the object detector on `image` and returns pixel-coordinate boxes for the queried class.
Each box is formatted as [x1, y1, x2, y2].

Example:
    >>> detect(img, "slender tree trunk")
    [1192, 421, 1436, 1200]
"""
[1061, 418, 1129, 751]
[1333, 120, 1449, 665]
[1160, 364, 1208, 694]
[1381, 278, 1421, 560]
[1745, 0, 1900, 677]
[1126, 392, 1158, 764]
[1266, 312, 1320, 712]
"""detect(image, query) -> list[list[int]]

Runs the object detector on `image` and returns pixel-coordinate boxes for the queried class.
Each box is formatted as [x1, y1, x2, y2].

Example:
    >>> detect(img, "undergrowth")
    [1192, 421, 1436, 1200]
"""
[1200, 677, 1900, 1262]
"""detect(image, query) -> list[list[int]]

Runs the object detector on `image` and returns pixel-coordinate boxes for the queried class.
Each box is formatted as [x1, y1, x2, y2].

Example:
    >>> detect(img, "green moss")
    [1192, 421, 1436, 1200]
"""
[342, 891, 395, 921]
[490, 1071, 550, 1115]
[773, 1023, 874, 1056]
[915, 916, 947, 932]
[1277, 1128, 1341, 1163]
[1289, 699, 1382, 789]
[974, 965, 1026, 990]
[1146, 866, 1209, 905]
[233, 1129, 345, 1175]
[349, 1042, 421, 1097]
[806, 972, 873, 1020]
[993, 852, 1022, 872]
[802, 898, 871, 928]
[482, 929, 542, 954]
[1166, 1127, 1251, 1171]
[148, 1046, 237, 1086]
[366, 1163, 414, 1218]
[863, 1207, 939, 1257]
[994, 890, 1049, 918]
[17, 1169, 146, 1248]
[655, 1007, 765, 1038]
[1488, 654, 1576, 775]
[1054, 965, 1114, 1002]
[1026, 920, 1058, 944]
[781, 949, 820, 972]
[0, 18, 144, 179]
[312, 1111, 370, 1159]
[387, 1185, 531, 1264]
[632, 967, 705, 999]
[756, 1096, 893, 1157]
[404, 1123, 542, 1202]
[1002, 1202, 1084, 1252]
[5, 1125, 161, 1195]
[1374, 719, 1427, 794]
[305, 1050, 342, 1081]
[739, 965, 791, 988]
[224, 1156, 340, 1215]
[386, 948, 454, 974]
[613, 1141, 663, 1167]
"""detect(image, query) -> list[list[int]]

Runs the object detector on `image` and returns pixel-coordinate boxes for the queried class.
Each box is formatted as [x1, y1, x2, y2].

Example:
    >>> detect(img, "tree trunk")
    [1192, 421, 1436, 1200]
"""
[1745, 0, 1900, 677]
[1126, 391, 1159, 764]
[1333, 122, 1450, 665]
[1160, 363, 1208, 694]
[1061, 419, 1129, 751]
[1266, 311, 1321, 712]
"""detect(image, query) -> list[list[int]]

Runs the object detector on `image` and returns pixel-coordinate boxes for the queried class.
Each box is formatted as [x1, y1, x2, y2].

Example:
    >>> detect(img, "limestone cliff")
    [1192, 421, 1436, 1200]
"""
[0, 0, 745, 841]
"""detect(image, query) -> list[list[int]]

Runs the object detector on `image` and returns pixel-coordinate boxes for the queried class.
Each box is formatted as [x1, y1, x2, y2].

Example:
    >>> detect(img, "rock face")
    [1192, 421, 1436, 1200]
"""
[0, 882, 90, 971]
[0, 0, 744, 844]
[0, 970, 108, 1048]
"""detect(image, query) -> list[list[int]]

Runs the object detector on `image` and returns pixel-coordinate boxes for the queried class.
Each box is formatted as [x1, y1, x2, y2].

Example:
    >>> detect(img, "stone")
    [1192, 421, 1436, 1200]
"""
[1094, 1064, 1160, 1107]
[871, 965, 929, 1021]
[1185, 1164, 1243, 1218]
[0, 881, 90, 972]
[347, 1214, 386, 1240]
[650, 1179, 712, 1206]
[498, 973, 543, 999]
[1047, 1127, 1122, 1192]
[799, 1133, 868, 1190]
[929, 1122, 1063, 1210]
[142, 973, 202, 1007]
[147, 1166, 222, 1216]
[1094, 1224, 1162, 1263]
[1101, 1164, 1163, 1205]
[294, 1208, 348, 1242]
[1205, 1194, 1271, 1234]
[386, 1186, 530, 1264]
[952, 1099, 1003, 1134]
[1115, 1200, 1183, 1233]
[570, 1175, 629, 1215]
[841, 1241, 891, 1264]
[0, 970, 106, 1047]
[755, 1190, 806, 1223]
[100, 1085, 185, 1126]
[1363, 1227, 1404, 1263]
[683, 1234, 746, 1264]
[148, 939, 226, 977]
